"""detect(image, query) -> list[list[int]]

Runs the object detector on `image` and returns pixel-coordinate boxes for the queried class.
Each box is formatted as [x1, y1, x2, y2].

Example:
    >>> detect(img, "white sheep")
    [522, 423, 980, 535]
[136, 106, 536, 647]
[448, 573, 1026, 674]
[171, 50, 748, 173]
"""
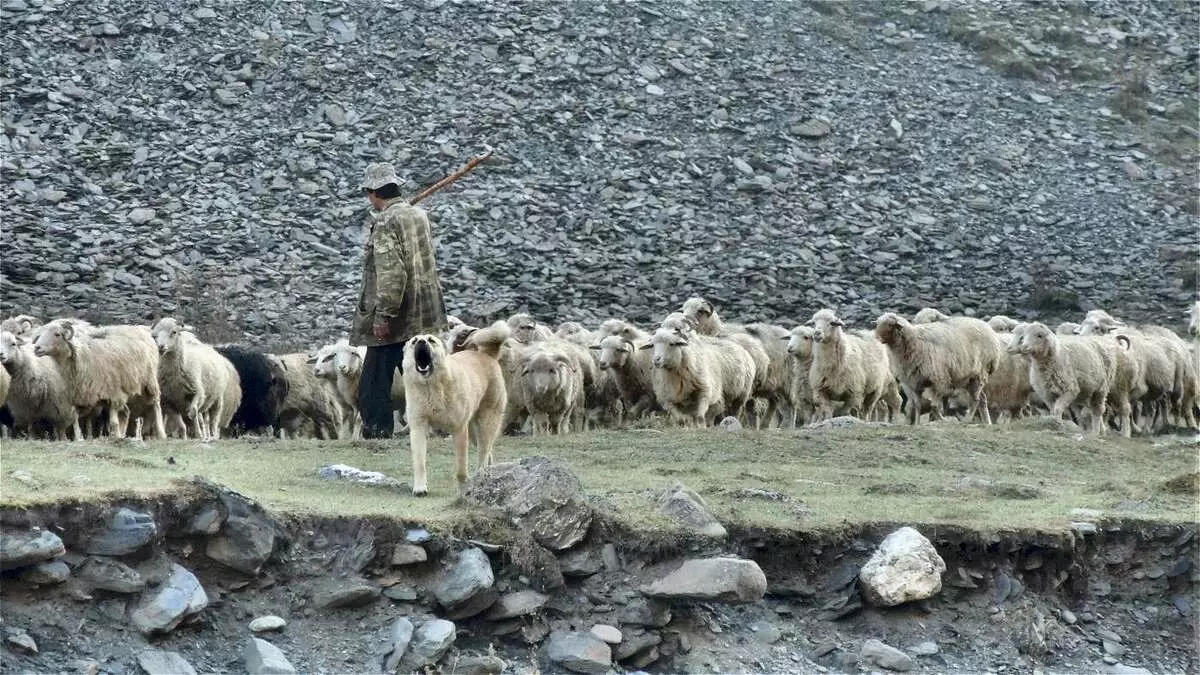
[273, 352, 345, 440]
[986, 315, 1020, 333]
[874, 312, 1003, 425]
[32, 319, 166, 440]
[598, 318, 652, 344]
[590, 334, 657, 422]
[742, 322, 799, 428]
[1056, 322, 1082, 336]
[912, 307, 953, 324]
[807, 309, 898, 423]
[677, 299, 775, 427]
[0, 331, 80, 440]
[784, 325, 816, 427]
[507, 313, 555, 345]
[0, 315, 41, 340]
[310, 339, 366, 439]
[639, 327, 755, 428]
[983, 331, 1033, 423]
[1008, 322, 1117, 435]
[518, 345, 584, 435]
[151, 318, 242, 441]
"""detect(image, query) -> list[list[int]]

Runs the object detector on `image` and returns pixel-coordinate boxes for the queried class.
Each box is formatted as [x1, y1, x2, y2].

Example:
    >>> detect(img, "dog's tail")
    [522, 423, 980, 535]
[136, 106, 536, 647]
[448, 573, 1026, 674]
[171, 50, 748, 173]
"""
[465, 320, 511, 358]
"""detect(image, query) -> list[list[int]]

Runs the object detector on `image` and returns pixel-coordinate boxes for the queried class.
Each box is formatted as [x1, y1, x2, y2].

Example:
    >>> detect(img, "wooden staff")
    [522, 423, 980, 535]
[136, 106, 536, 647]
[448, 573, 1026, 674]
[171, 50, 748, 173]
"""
[409, 146, 494, 206]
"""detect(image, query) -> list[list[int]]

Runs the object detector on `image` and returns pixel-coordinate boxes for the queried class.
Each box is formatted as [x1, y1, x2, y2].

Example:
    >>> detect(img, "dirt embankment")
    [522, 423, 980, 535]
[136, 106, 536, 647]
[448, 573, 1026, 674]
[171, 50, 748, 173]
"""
[1, 467, 1196, 675]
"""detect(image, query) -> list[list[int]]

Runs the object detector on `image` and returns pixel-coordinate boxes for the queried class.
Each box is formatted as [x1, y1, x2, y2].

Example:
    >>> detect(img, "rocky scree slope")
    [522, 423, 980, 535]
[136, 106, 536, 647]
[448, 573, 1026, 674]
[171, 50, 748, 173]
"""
[1, 0, 1197, 346]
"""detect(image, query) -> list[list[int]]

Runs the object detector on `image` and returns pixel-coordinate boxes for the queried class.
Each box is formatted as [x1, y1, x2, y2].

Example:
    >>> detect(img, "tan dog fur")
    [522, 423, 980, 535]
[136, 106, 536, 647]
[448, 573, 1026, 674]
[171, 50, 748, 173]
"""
[401, 321, 510, 496]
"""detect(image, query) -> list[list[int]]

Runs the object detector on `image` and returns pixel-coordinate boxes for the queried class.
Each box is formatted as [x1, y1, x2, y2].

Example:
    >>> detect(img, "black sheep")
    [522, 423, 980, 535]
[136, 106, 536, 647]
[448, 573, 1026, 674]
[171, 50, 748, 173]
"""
[214, 345, 289, 436]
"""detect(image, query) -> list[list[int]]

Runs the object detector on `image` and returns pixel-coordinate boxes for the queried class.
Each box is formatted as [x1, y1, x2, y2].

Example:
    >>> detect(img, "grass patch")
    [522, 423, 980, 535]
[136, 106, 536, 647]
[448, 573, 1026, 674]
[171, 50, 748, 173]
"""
[0, 425, 1196, 534]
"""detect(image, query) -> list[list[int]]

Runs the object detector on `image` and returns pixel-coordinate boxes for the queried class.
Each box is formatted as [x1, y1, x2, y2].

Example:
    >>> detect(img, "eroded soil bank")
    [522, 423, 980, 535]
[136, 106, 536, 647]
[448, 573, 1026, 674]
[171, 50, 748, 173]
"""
[0, 476, 1196, 675]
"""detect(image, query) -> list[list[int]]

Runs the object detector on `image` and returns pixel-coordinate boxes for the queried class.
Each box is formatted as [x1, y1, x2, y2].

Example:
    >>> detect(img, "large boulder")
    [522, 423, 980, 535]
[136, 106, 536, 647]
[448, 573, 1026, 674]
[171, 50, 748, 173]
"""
[658, 483, 727, 538]
[463, 457, 592, 550]
[401, 619, 457, 671]
[0, 529, 65, 571]
[205, 488, 277, 576]
[432, 547, 498, 619]
[86, 507, 156, 556]
[546, 631, 612, 675]
[858, 527, 946, 607]
[128, 563, 208, 635]
[640, 557, 767, 604]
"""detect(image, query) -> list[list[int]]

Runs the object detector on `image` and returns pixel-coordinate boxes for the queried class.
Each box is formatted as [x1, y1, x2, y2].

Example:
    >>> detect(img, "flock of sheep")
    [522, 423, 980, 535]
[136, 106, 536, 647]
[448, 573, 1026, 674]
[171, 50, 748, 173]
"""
[1, 298, 1198, 443]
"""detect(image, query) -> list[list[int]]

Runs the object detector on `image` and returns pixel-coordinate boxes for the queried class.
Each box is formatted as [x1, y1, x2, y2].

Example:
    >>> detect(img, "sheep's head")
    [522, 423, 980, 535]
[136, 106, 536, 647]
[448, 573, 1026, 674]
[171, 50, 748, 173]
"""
[1189, 301, 1200, 337]
[151, 318, 190, 356]
[987, 315, 1018, 333]
[333, 343, 365, 376]
[403, 334, 449, 379]
[555, 321, 585, 339]
[680, 297, 719, 333]
[810, 308, 844, 343]
[446, 323, 479, 353]
[591, 334, 632, 370]
[507, 313, 540, 344]
[0, 330, 21, 365]
[660, 312, 696, 337]
[1012, 322, 1055, 357]
[521, 350, 574, 394]
[447, 315, 464, 330]
[873, 312, 909, 346]
[32, 320, 74, 358]
[640, 327, 687, 370]
[0, 314, 40, 340]
[309, 343, 339, 378]
[1056, 322, 1082, 336]
[786, 326, 815, 359]
[913, 307, 951, 324]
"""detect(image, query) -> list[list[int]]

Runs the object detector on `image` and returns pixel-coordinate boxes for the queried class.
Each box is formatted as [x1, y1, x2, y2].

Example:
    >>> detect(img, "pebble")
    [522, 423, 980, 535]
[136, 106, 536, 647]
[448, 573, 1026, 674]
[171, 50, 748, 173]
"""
[249, 615, 287, 632]
[590, 624, 622, 644]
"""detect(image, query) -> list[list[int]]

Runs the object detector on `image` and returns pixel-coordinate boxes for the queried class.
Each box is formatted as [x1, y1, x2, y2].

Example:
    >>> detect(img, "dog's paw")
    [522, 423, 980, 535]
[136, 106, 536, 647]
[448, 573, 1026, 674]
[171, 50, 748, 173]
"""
[411, 486, 428, 497]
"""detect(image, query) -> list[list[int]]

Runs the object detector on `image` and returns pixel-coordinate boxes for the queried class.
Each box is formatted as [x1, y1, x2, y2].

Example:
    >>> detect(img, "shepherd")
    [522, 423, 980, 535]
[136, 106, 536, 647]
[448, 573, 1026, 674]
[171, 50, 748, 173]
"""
[350, 161, 450, 439]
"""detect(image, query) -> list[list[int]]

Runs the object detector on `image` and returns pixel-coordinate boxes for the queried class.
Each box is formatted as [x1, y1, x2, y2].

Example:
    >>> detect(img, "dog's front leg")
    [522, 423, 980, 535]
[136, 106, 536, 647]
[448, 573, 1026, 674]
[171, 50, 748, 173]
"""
[409, 420, 431, 496]
[453, 426, 470, 489]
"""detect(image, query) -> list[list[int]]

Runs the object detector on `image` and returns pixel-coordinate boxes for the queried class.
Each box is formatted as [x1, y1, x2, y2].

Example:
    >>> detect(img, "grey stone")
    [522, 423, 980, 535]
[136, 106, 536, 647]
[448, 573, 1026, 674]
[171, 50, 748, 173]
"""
[463, 457, 593, 550]
[453, 655, 507, 675]
[432, 547, 497, 619]
[791, 119, 832, 138]
[484, 590, 549, 620]
[1, 529, 65, 571]
[5, 630, 37, 654]
[391, 543, 428, 566]
[311, 578, 381, 609]
[860, 639, 915, 672]
[547, 631, 612, 674]
[127, 208, 156, 225]
[618, 598, 672, 627]
[402, 619, 456, 670]
[910, 641, 939, 656]
[87, 507, 156, 557]
[205, 491, 275, 575]
[381, 617, 414, 673]
[658, 483, 727, 538]
[249, 615, 286, 633]
[244, 637, 297, 675]
[641, 557, 767, 604]
[559, 547, 602, 577]
[128, 563, 208, 635]
[591, 624, 622, 644]
[186, 505, 224, 535]
[137, 650, 198, 675]
[79, 556, 146, 593]
[21, 560, 70, 585]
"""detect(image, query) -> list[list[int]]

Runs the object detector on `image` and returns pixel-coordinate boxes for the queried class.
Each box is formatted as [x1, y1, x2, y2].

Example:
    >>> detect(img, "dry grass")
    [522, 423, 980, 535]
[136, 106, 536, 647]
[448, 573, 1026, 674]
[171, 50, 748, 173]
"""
[2, 422, 1196, 535]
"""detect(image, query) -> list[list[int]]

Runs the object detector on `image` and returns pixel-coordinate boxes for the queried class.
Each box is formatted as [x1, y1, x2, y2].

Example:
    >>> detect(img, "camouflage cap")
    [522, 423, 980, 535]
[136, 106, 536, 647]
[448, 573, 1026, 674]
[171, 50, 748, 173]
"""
[360, 162, 402, 191]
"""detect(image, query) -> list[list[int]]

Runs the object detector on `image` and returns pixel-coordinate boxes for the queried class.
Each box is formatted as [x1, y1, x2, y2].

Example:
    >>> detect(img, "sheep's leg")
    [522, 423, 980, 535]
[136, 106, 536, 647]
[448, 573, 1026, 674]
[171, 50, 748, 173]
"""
[1116, 395, 1133, 439]
[1090, 392, 1107, 436]
[108, 405, 125, 440]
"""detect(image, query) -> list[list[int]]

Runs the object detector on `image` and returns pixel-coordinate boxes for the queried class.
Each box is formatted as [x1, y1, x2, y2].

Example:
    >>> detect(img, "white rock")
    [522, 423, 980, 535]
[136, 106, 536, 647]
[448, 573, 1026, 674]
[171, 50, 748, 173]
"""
[244, 637, 296, 675]
[249, 615, 286, 632]
[858, 526, 946, 607]
[590, 624, 622, 644]
[127, 208, 156, 225]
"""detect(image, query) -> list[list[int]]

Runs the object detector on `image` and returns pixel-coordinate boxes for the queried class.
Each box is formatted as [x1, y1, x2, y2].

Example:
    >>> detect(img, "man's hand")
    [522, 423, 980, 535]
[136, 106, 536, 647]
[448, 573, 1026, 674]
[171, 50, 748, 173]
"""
[373, 321, 390, 341]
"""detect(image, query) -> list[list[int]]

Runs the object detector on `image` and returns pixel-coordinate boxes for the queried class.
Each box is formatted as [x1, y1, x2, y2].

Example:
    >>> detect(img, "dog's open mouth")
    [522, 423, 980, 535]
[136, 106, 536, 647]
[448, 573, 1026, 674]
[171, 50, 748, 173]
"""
[414, 340, 434, 375]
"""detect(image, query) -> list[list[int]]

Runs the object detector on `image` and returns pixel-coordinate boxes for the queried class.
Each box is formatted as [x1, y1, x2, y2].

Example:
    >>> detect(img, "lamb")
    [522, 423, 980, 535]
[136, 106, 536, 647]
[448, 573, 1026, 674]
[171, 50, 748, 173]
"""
[507, 313, 555, 344]
[273, 352, 345, 440]
[874, 312, 1004, 425]
[214, 345, 290, 436]
[807, 309, 899, 422]
[987, 315, 1020, 333]
[0, 330, 79, 440]
[1007, 322, 1117, 435]
[32, 319, 166, 440]
[518, 345, 585, 435]
[554, 321, 594, 348]
[504, 323, 602, 432]
[151, 318, 242, 441]
[639, 327, 755, 428]
[784, 325, 816, 427]
[590, 334, 657, 422]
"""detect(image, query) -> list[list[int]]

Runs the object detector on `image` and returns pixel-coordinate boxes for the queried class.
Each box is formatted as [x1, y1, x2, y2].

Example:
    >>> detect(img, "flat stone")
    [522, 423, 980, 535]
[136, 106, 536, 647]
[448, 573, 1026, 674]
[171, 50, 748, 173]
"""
[547, 631, 612, 674]
[860, 638, 915, 672]
[453, 655, 507, 675]
[791, 119, 832, 138]
[249, 615, 286, 633]
[5, 630, 37, 654]
[79, 556, 146, 593]
[311, 578, 380, 609]
[391, 543, 428, 566]
[858, 526, 946, 606]
[484, 590, 549, 620]
[640, 557, 767, 604]
[381, 617, 414, 673]
[137, 650, 198, 675]
[402, 619, 456, 670]
[910, 641, 939, 656]
[433, 547, 497, 619]
[1, 529, 66, 571]
[128, 563, 208, 635]
[21, 560, 70, 585]
[591, 624, 622, 644]
[87, 507, 156, 557]
[658, 483, 726, 538]
[383, 585, 418, 601]
[127, 208, 156, 225]
[244, 637, 297, 675]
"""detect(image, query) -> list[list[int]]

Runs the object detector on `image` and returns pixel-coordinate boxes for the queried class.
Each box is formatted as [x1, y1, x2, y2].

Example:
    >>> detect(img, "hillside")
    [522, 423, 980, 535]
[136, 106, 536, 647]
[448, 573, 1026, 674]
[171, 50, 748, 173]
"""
[1, 0, 1197, 347]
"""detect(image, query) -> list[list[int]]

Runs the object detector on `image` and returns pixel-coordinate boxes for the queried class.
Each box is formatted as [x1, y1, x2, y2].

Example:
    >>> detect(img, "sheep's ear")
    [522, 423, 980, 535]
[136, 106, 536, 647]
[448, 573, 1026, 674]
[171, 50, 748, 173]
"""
[18, 318, 32, 333]
[305, 354, 318, 364]
[700, 301, 713, 317]
[637, 343, 653, 351]
[831, 319, 844, 327]
[588, 344, 602, 350]
[61, 323, 74, 341]
[182, 324, 196, 333]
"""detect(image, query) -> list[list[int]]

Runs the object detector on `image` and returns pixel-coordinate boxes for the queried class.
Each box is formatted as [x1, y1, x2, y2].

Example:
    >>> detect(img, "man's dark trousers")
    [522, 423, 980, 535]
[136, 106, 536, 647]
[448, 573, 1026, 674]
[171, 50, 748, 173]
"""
[358, 341, 406, 439]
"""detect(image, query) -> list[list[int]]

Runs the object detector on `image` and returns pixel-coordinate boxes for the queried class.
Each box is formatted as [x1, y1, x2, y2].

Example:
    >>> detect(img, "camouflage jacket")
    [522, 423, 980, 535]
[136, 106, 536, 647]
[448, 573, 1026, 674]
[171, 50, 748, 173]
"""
[350, 198, 448, 347]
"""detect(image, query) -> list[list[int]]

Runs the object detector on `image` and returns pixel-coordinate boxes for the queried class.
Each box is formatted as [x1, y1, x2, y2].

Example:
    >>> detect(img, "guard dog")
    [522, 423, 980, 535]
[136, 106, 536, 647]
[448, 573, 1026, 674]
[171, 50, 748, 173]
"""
[401, 320, 510, 496]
